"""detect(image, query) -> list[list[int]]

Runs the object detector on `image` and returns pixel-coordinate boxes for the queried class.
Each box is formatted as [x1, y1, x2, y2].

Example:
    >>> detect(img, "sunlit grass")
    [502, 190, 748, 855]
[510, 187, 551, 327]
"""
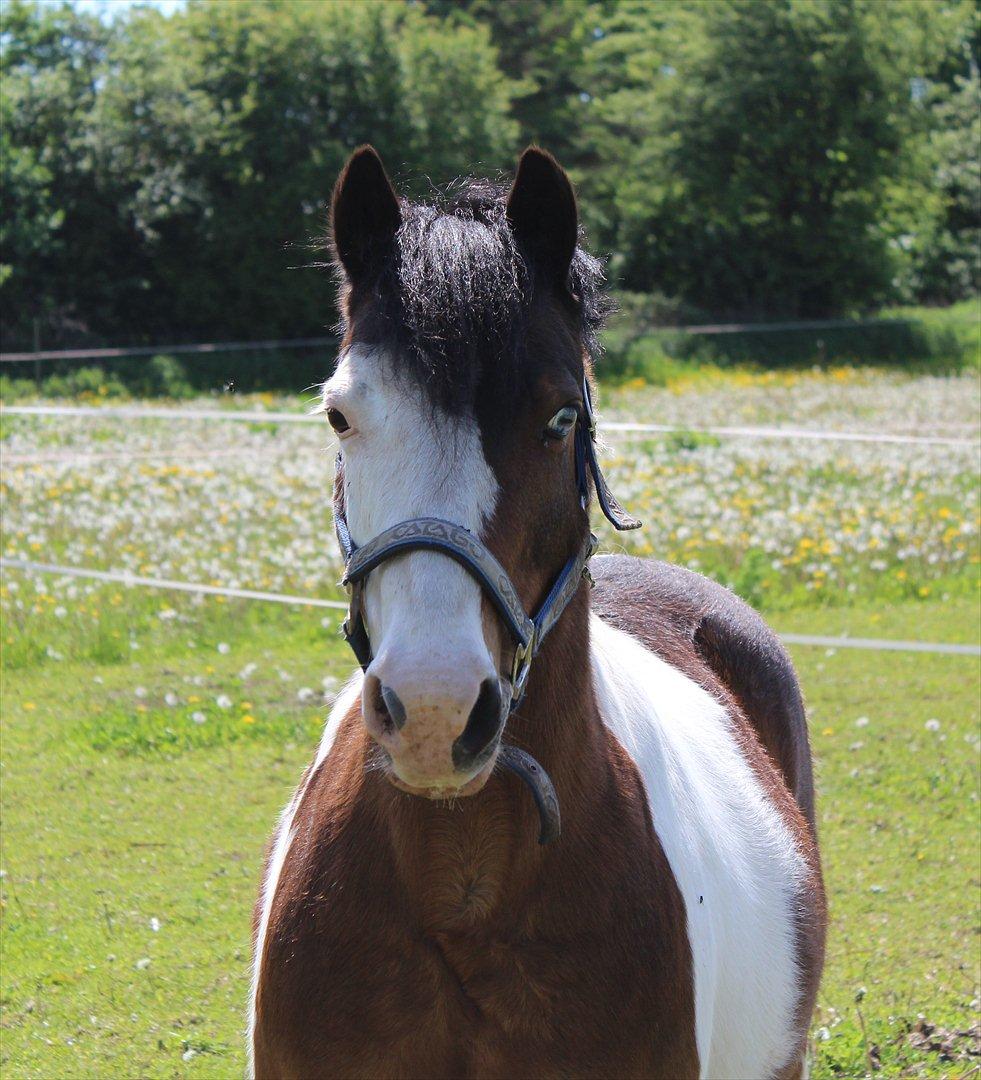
[1, 590, 977, 1078]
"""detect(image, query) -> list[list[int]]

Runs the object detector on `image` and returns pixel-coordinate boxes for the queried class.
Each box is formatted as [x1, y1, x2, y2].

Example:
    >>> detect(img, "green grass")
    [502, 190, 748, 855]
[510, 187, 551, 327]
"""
[2, 587, 977, 1078]
[778, 602, 980, 1078]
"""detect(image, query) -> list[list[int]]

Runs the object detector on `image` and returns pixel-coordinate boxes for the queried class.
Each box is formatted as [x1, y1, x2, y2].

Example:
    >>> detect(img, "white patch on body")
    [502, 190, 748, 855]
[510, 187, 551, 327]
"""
[590, 613, 806, 1080]
[246, 671, 363, 1078]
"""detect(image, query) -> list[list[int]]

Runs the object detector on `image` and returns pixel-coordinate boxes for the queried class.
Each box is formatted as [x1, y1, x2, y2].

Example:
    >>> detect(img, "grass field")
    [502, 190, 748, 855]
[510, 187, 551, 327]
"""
[2, 367, 979, 1078]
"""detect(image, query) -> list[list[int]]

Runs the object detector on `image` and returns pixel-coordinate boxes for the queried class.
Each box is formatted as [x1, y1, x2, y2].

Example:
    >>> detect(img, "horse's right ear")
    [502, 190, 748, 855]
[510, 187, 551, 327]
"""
[331, 145, 401, 285]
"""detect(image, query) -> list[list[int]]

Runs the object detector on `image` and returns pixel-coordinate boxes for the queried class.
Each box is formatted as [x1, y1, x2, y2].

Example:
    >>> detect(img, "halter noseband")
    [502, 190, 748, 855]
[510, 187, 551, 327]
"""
[332, 377, 640, 843]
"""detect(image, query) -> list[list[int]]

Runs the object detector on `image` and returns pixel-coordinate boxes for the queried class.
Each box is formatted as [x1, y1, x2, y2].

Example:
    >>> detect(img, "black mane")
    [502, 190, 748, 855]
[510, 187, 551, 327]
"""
[339, 180, 612, 413]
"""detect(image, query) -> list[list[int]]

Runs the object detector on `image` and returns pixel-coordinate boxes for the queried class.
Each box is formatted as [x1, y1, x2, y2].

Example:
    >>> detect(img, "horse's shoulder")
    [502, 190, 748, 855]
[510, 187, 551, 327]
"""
[590, 554, 815, 827]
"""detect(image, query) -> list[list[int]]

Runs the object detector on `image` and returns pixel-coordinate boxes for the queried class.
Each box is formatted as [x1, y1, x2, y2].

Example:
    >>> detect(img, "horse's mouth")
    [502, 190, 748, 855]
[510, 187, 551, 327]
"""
[377, 744, 561, 845]
[386, 756, 496, 800]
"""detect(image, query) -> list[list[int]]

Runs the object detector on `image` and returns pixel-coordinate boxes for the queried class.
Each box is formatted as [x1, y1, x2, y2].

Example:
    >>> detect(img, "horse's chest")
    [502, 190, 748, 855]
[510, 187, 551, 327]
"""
[258, 833, 698, 1079]
[273, 920, 694, 1079]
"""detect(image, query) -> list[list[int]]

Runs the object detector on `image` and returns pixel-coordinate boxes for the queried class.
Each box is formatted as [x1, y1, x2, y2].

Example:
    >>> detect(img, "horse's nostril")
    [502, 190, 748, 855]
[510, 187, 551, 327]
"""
[452, 678, 506, 772]
[379, 684, 407, 731]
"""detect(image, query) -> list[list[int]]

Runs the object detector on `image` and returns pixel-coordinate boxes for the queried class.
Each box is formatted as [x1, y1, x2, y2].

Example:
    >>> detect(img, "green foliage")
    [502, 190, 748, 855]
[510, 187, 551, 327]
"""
[897, 5, 981, 302]
[602, 300, 980, 379]
[425, 0, 596, 162]
[1, 0, 517, 348]
[0, 2, 113, 340]
[1, 0, 977, 354]
[584, 0, 940, 317]
[0, 354, 195, 399]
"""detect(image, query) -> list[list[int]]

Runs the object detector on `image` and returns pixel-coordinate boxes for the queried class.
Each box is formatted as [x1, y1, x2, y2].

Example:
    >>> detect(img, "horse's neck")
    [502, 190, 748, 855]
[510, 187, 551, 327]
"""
[373, 588, 605, 932]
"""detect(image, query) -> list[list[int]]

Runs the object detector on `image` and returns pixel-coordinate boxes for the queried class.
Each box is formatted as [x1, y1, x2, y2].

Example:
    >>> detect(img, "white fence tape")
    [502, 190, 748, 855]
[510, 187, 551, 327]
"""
[2, 558, 977, 657]
[0, 558, 348, 611]
[2, 404, 977, 448]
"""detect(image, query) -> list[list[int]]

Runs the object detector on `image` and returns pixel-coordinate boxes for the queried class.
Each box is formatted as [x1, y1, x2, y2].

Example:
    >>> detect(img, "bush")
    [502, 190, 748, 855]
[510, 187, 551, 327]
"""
[38, 366, 128, 398]
[128, 355, 195, 398]
[600, 298, 980, 381]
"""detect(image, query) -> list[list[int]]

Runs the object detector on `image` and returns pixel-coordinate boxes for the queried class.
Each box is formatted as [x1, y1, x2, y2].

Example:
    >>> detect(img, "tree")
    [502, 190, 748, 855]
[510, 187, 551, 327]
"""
[424, 0, 602, 164]
[582, 0, 936, 318]
[894, 1, 980, 302]
[1, 0, 519, 346]
[0, 1, 116, 347]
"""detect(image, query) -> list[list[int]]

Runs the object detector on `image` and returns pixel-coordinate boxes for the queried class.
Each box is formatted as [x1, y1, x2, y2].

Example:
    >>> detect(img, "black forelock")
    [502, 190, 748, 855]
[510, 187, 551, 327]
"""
[340, 179, 612, 413]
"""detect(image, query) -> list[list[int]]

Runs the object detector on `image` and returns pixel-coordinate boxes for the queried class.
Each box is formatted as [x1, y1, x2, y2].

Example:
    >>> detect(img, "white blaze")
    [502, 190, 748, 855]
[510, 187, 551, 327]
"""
[324, 347, 501, 761]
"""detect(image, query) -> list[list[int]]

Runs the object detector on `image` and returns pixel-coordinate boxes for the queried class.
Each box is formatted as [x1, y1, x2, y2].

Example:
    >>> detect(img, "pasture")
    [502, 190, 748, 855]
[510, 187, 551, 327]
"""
[1, 367, 979, 1078]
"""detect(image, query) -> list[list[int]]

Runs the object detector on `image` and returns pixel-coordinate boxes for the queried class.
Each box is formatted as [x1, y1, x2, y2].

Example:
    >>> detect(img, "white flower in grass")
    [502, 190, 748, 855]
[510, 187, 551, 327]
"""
[217, 642, 230, 654]
[54, 606, 66, 618]
[135, 957, 151, 970]
[164, 692, 179, 707]
[855, 716, 869, 728]
[239, 662, 258, 680]
[215, 694, 232, 709]
[925, 718, 941, 732]
[191, 711, 207, 724]
[157, 609, 177, 621]
[297, 687, 315, 703]
[134, 687, 147, 699]
[149, 917, 161, 932]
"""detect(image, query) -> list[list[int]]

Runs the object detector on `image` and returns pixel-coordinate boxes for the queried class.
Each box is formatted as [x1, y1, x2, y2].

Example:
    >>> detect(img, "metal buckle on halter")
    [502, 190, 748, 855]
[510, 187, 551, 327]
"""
[510, 631, 536, 704]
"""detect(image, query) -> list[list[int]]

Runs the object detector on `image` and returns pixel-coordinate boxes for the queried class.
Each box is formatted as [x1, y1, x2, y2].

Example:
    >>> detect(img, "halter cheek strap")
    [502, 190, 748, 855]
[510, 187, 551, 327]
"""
[334, 464, 597, 709]
[333, 380, 638, 698]
[576, 378, 641, 530]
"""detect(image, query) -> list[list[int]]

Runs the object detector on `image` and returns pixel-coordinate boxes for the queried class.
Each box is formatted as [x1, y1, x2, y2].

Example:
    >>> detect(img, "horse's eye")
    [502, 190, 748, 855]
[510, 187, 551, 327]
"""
[544, 405, 578, 441]
[326, 407, 350, 434]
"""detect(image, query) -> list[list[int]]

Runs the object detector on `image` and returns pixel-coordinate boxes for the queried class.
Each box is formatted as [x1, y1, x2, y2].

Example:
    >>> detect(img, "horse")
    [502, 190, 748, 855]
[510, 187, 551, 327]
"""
[248, 145, 826, 1080]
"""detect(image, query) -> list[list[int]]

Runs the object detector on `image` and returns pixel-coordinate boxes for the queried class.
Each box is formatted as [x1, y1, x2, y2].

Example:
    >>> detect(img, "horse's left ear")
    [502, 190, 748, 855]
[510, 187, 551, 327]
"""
[506, 147, 578, 286]
[331, 145, 402, 286]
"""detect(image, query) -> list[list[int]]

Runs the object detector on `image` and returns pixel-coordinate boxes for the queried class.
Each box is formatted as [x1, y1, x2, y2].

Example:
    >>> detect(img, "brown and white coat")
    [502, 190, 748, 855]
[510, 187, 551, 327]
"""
[248, 147, 826, 1080]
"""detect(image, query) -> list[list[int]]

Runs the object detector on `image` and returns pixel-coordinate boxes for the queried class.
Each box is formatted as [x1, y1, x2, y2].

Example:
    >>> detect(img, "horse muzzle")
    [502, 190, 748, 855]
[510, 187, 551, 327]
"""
[363, 668, 561, 844]
[362, 668, 506, 790]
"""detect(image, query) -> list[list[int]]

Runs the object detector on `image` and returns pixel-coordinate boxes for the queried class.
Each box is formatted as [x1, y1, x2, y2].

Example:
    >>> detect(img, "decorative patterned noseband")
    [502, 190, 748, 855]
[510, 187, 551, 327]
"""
[332, 377, 640, 843]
